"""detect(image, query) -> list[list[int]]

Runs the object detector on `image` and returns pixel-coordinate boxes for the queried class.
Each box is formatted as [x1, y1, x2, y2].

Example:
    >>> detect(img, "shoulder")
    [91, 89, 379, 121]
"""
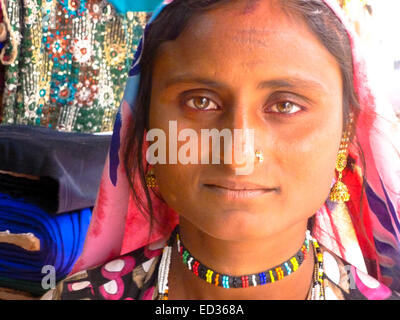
[41, 243, 164, 300]
[321, 247, 400, 300]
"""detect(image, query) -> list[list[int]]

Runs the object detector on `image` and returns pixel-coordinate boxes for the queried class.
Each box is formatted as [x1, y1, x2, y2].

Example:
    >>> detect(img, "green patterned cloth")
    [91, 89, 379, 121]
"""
[0, 0, 148, 133]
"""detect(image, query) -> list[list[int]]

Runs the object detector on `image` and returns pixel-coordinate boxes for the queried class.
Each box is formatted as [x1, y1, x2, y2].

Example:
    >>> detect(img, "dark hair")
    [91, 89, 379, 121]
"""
[123, 0, 363, 235]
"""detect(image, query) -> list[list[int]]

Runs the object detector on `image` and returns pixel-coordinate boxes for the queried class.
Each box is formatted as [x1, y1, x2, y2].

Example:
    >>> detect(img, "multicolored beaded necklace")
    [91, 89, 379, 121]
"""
[157, 227, 325, 300]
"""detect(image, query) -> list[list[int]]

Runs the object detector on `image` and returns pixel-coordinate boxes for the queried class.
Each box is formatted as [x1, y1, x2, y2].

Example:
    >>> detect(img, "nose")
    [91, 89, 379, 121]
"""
[219, 103, 259, 174]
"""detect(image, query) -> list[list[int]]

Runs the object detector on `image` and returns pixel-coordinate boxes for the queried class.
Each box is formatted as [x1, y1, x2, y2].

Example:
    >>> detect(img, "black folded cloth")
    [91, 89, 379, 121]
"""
[0, 125, 111, 214]
[0, 173, 58, 213]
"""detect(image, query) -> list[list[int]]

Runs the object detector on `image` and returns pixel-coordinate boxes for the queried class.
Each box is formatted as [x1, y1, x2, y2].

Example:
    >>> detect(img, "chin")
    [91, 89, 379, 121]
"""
[190, 207, 286, 242]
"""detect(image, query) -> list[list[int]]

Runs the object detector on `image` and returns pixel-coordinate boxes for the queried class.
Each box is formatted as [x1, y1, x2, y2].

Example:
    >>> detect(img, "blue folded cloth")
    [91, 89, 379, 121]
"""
[108, 0, 160, 13]
[0, 192, 92, 295]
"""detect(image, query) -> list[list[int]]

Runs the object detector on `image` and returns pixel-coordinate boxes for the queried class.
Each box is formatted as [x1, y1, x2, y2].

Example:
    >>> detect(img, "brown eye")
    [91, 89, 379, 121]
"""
[194, 97, 210, 109]
[277, 102, 294, 113]
[186, 96, 219, 110]
[269, 101, 301, 114]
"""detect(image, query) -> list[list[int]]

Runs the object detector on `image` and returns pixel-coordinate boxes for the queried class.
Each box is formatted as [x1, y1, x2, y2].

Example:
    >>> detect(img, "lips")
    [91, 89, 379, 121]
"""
[202, 180, 278, 200]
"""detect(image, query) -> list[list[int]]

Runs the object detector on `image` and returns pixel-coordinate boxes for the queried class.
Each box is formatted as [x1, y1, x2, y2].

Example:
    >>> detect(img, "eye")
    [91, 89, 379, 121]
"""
[185, 96, 219, 111]
[268, 101, 302, 115]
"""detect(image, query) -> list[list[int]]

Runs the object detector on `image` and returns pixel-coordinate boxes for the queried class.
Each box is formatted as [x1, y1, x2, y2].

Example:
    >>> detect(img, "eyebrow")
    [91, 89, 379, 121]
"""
[163, 75, 225, 90]
[163, 75, 327, 92]
[256, 79, 327, 92]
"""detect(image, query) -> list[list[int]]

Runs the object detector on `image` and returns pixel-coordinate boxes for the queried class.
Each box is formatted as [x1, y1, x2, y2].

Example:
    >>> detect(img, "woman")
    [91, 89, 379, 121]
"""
[42, 0, 400, 300]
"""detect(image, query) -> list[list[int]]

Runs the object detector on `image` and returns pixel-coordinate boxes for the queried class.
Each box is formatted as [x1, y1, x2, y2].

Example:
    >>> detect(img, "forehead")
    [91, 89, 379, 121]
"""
[160, 1, 290, 51]
[153, 0, 341, 90]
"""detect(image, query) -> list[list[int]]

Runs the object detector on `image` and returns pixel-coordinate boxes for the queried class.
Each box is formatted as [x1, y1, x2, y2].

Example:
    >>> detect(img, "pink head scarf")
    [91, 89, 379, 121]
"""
[71, 0, 400, 291]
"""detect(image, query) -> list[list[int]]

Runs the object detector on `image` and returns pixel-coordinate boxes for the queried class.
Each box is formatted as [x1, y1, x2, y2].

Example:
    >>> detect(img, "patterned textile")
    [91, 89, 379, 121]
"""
[0, 0, 148, 133]
[0, 64, 4, 122]
[41, 234, 400, 300]
[70, 0, 400, 296]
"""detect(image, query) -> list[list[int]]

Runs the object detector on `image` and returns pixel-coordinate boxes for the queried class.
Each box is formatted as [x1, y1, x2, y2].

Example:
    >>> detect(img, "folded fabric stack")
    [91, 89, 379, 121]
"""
[0, 194, 92, 297]
[0, 125, 111, 299]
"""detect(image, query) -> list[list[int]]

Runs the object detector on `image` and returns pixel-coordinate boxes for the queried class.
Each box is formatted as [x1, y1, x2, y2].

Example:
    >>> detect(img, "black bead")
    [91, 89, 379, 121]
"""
[265, 271, 271, 283]
[231, 277, 241, 288]
[198, 265, 206, 279]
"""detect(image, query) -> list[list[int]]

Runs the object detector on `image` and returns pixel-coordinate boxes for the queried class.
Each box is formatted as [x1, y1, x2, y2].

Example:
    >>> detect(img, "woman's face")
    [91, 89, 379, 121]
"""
[149, 0, 343, 241]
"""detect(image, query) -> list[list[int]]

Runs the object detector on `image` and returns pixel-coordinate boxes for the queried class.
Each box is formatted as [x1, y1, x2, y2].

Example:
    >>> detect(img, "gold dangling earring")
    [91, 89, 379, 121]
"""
[145, 169, 157, 188]
[329, 115, 354, 204]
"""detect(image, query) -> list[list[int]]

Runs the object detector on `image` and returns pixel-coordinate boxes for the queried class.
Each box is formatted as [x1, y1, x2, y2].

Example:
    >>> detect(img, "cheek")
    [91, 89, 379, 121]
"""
[276, 117, 342, 215]
[149, 109, 203, 214]
[154, 163, 200, 220]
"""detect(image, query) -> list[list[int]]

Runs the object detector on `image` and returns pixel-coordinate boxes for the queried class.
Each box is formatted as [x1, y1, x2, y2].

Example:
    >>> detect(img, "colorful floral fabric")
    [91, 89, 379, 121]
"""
[41, 238, 400, 300]
[0, 0, 149, 133]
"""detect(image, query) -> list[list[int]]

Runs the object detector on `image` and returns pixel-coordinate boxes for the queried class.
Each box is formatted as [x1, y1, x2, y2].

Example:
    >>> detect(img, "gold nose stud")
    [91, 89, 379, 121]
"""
[255, 150, 264, 163]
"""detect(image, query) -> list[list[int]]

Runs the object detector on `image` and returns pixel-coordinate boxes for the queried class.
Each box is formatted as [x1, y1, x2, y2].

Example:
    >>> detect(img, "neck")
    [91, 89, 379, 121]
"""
[167, 218, 315, 300]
